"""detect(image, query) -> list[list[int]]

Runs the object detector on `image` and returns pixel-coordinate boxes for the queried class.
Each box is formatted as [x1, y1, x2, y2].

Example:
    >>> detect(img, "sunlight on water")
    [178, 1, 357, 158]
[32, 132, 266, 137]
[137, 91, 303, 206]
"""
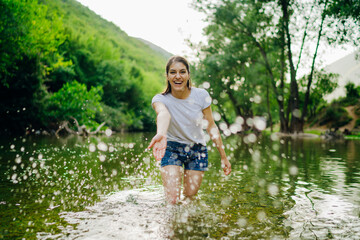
[1, 133, 360, 239]
[285, 187, 360, 239]
[38, 188, 171, 240]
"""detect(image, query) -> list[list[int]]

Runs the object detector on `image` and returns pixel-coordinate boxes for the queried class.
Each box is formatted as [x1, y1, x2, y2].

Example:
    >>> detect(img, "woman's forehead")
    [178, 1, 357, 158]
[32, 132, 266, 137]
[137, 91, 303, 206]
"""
[169, 62, 187, 70]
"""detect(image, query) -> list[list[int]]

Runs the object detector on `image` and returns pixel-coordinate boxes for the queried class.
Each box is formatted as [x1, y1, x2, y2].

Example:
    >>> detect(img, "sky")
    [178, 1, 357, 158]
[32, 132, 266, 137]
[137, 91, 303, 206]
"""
[76, 0, 207, 58]
[76, 0, 356, 67]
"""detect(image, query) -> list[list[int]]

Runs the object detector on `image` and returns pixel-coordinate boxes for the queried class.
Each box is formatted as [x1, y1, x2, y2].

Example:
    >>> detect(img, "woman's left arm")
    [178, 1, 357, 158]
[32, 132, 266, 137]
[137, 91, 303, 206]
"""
[203, 106, 231, 176]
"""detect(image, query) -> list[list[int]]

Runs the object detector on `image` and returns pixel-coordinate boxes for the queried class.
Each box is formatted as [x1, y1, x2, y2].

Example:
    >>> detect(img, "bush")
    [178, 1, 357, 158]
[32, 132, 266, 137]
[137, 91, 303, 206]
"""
[355, 119, 360, 129]
[318, 104, 352, 128]
[338, 97, 359, 106]
[95, 104, 128, 132]
[47, 81, 103, 128]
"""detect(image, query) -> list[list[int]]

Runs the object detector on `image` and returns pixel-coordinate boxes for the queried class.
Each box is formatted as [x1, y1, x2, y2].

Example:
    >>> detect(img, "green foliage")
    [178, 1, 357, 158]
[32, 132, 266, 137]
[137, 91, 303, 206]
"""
[336, 82, 360, 106]
[345, 82, 360, 98]
[0, 0, 65, 86]
[40, 0, 166, 131]
[327, 0, 360, 22]
[193, 0, 359, 133]
[0, 0, 167, 134]
[355, 104, 360, 116]
[299, 70, 338, 119]
[325, 0, 360, 45]
[355, 119, 360, 128]
[193, 0, 283, 126]
[315, 104, 352, 128]
[47, 81, 103, 128]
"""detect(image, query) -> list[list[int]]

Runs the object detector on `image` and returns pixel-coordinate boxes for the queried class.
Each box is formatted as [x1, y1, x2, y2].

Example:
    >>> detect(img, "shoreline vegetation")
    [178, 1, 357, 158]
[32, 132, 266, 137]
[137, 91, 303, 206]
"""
[1, 0, 359, 138]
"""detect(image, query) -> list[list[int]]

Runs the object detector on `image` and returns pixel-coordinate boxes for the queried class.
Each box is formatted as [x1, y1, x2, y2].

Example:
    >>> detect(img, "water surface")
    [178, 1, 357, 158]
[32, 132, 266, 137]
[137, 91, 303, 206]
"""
[1, 133, 360, 239]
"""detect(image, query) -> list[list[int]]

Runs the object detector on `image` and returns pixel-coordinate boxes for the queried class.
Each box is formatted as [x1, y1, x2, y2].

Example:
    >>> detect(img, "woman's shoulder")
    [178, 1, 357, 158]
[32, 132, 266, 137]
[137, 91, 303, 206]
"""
[152, 92, 172, 103]
[192, 87, 210, 98]
[191, 87, 211, 108]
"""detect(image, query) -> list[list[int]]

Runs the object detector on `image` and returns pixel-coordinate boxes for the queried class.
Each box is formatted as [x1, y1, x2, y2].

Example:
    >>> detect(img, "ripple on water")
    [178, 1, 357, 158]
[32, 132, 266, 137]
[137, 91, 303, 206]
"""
[284, 187, 360, 239]
[37, 188, 179, 240]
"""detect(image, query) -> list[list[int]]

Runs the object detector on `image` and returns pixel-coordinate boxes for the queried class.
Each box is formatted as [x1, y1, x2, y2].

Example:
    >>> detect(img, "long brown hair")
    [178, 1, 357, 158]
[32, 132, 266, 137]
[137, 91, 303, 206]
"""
[162, 56, 192, 95]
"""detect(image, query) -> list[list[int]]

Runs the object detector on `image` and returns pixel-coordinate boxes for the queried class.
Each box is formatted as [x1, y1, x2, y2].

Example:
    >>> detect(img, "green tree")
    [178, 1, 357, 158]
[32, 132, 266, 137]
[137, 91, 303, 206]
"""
[0, 0, 65, 86]
[193, 0, 359, 133]
[47, 81, 103, 128]
[299, 70, 338, 119]
[0, 0, 66, 134]
[345, 82, 360, 98]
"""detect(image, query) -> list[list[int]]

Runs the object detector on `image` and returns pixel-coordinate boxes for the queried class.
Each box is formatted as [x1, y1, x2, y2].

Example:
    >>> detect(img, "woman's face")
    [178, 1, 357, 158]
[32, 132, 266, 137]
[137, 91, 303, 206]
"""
[167, 62, 189, 92]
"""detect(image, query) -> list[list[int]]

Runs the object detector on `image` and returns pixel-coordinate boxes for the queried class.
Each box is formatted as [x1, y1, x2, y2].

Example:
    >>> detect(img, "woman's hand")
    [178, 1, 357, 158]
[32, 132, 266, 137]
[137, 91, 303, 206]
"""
[147, 134, 167, 161]
[221, 157, 231, 176]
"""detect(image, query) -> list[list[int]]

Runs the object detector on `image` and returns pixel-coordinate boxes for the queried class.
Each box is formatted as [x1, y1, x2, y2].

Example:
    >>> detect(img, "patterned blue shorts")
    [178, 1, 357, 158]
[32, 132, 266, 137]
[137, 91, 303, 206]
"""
[161, 141, 208, 171]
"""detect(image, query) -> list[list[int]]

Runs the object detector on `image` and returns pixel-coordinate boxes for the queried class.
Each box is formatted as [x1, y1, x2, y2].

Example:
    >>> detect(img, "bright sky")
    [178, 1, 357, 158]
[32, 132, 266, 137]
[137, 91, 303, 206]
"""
[76, 0, 356, 67]
[76, 0, 207, 58]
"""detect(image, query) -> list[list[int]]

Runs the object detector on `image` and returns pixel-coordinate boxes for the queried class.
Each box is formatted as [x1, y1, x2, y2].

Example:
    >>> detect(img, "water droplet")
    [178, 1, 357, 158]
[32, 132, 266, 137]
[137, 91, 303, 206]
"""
[212, 112, 221, 121]
[203, 81, 210, 89]
[247, 133, 257, 143]
[89, 144, 96, 152]
[289, 165, 298, 175]
[99, 155, 106, 162]
[237, 218, 247, 227]
[292, 109, 301, 118]
[105, 129, 112, 137]
[15, 157, 22, 164]
[254, 117, 266, 131]
[229, 123, 242, 134]
[246, 118, 254, 127]
[268, 184, 279, 196]
[97, 142, 108, 152]
[254, 95, 261, 104]
[257, 211, 267, 222]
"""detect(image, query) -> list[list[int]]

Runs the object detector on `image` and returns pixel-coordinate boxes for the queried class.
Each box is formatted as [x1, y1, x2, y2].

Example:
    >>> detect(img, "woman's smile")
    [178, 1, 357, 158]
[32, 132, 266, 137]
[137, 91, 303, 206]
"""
[167, 62, 189, 92]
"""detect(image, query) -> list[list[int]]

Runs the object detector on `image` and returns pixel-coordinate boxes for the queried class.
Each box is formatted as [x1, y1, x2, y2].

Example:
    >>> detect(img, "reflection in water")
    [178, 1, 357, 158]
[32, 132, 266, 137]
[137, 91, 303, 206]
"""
[1, 133, 360, 239]
[285, 186, 360, 239]
[38, 188, 170, 240]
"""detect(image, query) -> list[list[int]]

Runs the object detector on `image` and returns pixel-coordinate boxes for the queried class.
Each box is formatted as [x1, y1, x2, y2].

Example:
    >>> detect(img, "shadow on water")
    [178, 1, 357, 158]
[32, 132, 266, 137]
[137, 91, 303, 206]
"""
[1, 133, 360, 239]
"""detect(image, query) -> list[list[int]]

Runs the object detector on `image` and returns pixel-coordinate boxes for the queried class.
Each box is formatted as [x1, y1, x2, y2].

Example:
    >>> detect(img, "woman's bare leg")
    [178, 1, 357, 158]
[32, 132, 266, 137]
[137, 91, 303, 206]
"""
[183, 170, 204, 201]
[161, 165, 183, 204]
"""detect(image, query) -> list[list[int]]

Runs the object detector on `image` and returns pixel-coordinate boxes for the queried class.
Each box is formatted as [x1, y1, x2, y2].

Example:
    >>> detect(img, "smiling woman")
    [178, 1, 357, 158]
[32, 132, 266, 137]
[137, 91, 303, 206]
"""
[147, 56, 231, 204]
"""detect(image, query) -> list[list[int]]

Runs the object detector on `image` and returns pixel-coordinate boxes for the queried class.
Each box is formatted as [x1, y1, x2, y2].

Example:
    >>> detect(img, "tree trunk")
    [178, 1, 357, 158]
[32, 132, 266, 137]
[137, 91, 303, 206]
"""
[266, 76, 273, 132]
[281, 0, 302, 133]
[301, 0, 328, 125]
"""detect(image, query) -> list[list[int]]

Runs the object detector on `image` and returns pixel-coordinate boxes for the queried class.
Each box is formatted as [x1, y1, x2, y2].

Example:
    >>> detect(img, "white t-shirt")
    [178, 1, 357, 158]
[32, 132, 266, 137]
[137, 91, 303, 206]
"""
[152, 87, 212, 145]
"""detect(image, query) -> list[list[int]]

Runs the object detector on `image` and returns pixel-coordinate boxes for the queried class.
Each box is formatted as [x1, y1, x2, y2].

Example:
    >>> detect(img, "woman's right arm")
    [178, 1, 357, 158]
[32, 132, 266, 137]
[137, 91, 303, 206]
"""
[147, 102, 171, 161]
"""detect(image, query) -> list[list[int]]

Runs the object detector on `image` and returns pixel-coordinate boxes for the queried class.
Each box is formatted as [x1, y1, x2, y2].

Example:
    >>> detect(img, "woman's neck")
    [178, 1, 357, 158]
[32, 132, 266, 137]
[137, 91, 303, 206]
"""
[171, 88, 191, 99]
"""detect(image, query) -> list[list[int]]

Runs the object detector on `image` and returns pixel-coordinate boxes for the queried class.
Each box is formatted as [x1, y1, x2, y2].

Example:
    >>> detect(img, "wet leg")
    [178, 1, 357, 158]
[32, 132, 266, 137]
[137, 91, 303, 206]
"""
[183, 170, 204, 201]
[161, 165, 183, 204]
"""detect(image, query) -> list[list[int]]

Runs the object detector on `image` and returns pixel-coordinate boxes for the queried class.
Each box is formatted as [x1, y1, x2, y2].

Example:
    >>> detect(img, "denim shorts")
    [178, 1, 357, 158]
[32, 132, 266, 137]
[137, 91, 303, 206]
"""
[161, 141, 208, 171]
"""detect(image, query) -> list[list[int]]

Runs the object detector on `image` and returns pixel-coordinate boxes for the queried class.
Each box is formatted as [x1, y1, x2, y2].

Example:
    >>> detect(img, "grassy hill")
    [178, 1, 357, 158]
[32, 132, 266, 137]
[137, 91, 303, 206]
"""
[1, 0, 171, 134]
[41, 0, 167, 91]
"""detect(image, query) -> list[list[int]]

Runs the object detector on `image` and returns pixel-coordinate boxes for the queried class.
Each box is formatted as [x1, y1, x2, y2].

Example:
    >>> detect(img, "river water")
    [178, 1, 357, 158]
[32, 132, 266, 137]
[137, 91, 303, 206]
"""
[1, 132, 360, 239]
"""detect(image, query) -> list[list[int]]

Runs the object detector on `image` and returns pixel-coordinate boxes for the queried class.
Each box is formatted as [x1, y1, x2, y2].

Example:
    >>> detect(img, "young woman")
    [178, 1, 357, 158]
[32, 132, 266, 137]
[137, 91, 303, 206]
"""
[147, 56, 231, 204]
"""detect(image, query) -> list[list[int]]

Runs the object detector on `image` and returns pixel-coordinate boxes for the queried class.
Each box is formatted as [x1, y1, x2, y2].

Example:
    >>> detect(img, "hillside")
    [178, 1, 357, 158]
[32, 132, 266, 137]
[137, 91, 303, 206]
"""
[1, 0, 170, 134]
[324, 52, 360, 101]
[136, 38, 173, 59]
[41, 0, 167, 78]
[306, 103, 360, 134]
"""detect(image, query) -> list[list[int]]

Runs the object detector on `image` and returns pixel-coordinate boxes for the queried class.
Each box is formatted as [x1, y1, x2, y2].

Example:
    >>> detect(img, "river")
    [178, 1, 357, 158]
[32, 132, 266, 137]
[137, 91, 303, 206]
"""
[1, 132, 360, 239]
